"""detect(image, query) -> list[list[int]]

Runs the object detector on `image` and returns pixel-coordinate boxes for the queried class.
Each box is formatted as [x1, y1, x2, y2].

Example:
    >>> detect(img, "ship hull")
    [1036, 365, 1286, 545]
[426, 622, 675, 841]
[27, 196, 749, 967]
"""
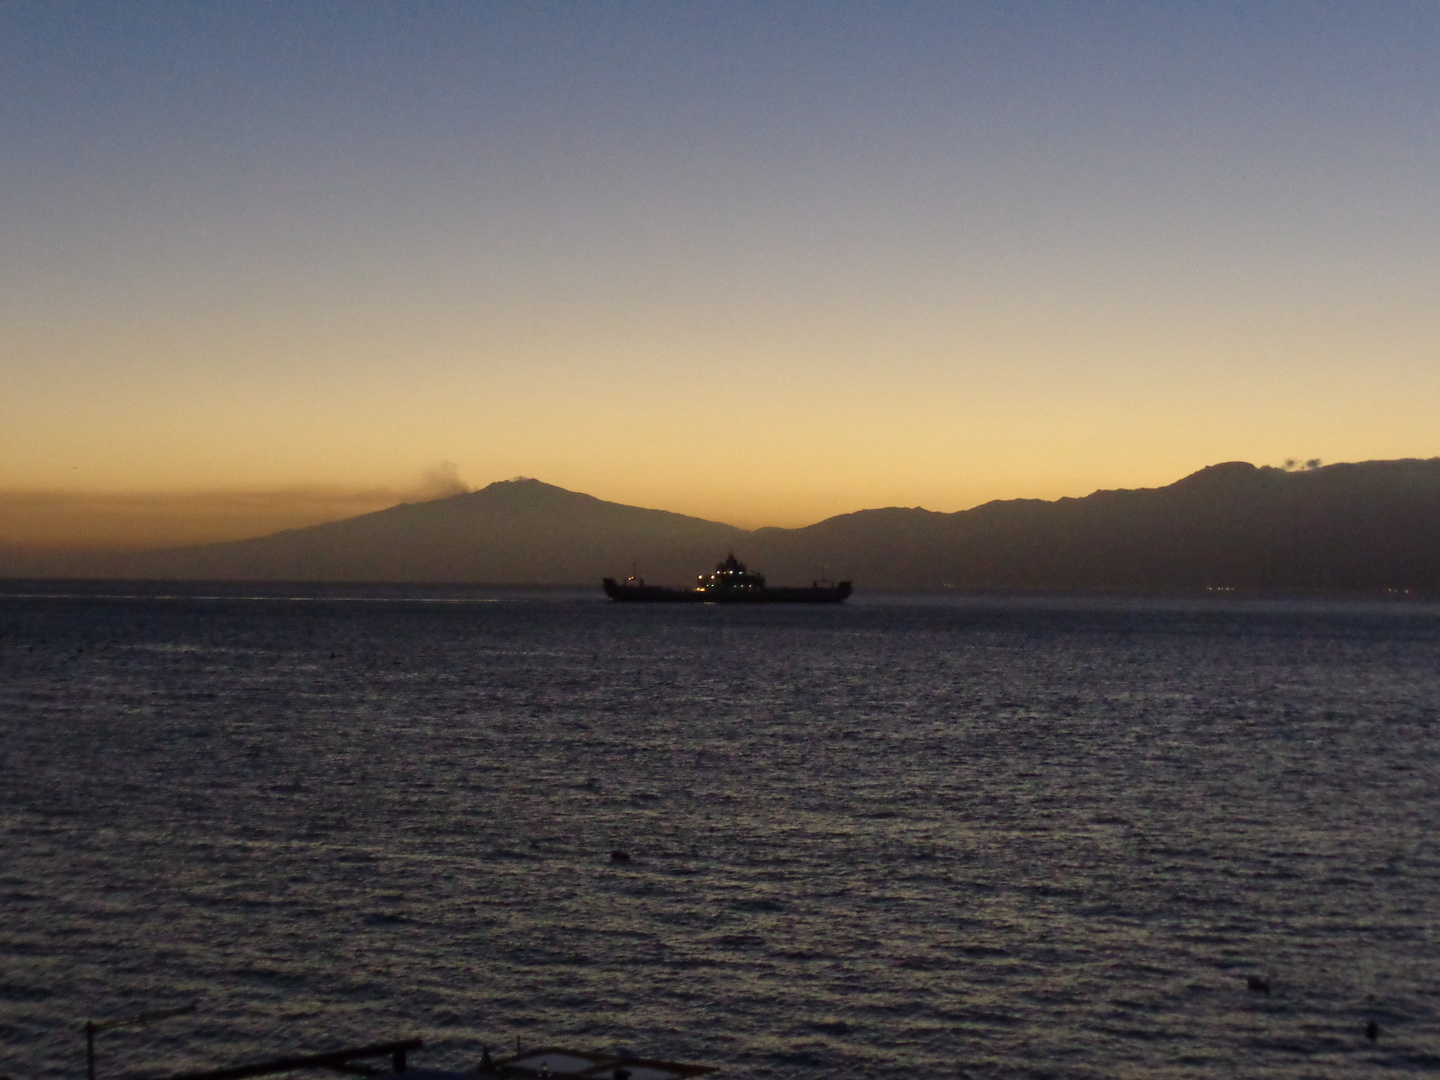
[603, 578, 852, 603]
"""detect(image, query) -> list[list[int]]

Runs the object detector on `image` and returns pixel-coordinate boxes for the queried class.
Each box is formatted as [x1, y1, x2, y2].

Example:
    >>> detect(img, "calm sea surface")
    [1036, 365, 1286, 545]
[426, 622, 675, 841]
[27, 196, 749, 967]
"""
[2, 585, 1438, 1079]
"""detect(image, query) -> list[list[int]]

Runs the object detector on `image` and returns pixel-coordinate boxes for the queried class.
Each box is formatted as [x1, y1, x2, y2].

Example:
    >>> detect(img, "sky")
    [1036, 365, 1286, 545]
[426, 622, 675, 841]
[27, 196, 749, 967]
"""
[3, 1, 1438, 547]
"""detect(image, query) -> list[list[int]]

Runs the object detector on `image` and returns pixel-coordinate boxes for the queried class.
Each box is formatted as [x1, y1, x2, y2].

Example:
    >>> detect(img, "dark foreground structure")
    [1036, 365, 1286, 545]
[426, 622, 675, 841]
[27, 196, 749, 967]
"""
[604, 553, 852, 603]
[144, 1037, 715, 1080]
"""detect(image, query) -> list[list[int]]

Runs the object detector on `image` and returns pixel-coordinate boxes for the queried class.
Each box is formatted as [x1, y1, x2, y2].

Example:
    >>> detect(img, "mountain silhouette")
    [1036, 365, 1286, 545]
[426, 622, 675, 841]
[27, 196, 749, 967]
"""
[744, 459, 1440, 590]
[111, 478, 746, 584]
[11, 459, 1440, 591]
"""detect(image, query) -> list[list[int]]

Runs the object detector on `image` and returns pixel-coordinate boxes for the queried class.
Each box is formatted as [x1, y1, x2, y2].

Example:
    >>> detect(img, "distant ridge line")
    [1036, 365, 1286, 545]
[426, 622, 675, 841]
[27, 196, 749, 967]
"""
[5, 459, 1439, 591]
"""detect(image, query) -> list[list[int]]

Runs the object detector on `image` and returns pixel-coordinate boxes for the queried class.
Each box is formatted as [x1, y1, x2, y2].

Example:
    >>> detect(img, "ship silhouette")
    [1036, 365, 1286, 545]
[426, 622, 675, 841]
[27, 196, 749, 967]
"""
[604, 553, 852, 603]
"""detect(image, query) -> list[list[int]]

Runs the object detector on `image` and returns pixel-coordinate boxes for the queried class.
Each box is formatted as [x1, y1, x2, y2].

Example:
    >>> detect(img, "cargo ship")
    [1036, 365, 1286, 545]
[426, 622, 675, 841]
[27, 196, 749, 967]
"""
[603, 553, 851, 603]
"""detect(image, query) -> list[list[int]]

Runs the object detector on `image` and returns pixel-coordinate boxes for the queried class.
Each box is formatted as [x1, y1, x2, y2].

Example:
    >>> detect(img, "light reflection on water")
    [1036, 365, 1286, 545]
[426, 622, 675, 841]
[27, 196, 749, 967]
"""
[1, 588, 1438, 1079]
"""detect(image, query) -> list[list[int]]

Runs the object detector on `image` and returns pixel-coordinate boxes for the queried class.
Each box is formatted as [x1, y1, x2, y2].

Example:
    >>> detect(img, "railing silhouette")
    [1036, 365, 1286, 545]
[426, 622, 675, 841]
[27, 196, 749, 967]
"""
[163, 1039, 423, 1080]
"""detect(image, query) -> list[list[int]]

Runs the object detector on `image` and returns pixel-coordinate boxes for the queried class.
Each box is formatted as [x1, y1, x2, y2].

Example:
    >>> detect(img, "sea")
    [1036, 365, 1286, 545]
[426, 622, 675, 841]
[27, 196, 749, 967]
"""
[2, 583, 1438, 1080]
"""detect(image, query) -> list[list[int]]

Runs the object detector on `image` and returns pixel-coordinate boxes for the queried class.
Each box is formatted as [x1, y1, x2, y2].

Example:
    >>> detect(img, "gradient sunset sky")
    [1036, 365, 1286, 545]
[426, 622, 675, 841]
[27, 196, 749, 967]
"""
[3, 2, 1438, 546]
